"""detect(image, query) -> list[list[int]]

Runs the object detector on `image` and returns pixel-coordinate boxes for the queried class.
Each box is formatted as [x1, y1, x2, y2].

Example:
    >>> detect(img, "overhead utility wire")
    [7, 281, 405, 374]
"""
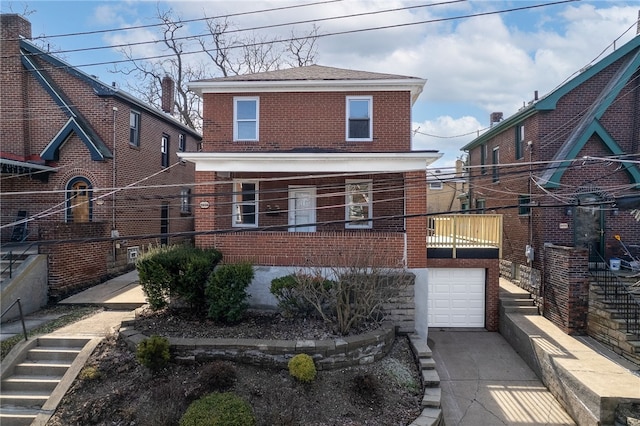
[1, 0, 578, 73]
[3, 0, 467, 57]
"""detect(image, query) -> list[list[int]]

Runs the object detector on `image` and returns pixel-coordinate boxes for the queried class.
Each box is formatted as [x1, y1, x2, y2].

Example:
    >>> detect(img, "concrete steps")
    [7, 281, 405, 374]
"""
[408, 334, 443, 426]
[499, 288, 539, 315]
[0, 336, 90, 426]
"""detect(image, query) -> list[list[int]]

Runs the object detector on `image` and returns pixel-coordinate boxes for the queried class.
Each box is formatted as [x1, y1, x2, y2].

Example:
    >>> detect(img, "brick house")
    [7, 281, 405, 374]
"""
[462, 34, 640, 334]
[179, 65, 450, 335]
[0, 14, 201, 301]
[426, 159, 467, 214]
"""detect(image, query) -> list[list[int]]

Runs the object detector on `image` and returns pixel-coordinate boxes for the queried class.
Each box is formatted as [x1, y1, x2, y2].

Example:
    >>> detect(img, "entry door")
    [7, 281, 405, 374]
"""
[288, 186, 316, 232]
[70, 181, 89, 223]
[574, 194, 604, 261]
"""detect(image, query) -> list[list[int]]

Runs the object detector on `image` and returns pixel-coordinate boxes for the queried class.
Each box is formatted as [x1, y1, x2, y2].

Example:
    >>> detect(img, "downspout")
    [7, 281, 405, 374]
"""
[112, 106, 118, 259]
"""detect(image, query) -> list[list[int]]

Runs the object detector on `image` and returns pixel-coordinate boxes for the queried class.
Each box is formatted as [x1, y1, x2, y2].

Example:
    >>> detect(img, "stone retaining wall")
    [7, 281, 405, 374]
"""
[121, 320, 396, 370]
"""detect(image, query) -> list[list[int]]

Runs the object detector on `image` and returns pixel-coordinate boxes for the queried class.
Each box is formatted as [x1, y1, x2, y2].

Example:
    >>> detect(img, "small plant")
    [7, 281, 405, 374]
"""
[205, 262, 254, 323]
[200, 360, 237, 392]
[288, 353, 317, 383]
[78, 365, 101, 380]
[136, 335, 170, 373]
[179, 392, 256, 426]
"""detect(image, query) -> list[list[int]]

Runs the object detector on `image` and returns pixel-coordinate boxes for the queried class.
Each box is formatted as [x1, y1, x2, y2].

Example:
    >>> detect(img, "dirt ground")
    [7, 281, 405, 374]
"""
[47, 308, 423, 426]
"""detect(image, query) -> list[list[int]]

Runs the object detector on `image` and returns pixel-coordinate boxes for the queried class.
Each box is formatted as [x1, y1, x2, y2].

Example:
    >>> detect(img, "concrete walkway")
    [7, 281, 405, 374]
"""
[429, 330, 575, 425]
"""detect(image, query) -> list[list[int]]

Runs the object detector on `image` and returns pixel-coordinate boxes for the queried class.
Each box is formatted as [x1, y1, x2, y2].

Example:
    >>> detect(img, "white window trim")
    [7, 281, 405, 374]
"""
[233, 97, 259, 141]
[429, 181, 443, 190]
[345, 96, 373, 142]
[345, 179, 373, 229]
[232, 180, 259, 228]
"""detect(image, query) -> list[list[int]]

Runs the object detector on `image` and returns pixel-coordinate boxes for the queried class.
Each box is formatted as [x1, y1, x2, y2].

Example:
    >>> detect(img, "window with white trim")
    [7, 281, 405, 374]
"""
[129, 111, 140, 147]
[345, 180, 372, 229]
[429, 181, 443, 190]
[234, 97, 259, 141]
[346, 96, 372, 141]
[233, 180, 258, 227]
[161, 134, 170, 168]
[180, 188, 191, 214]
[178, 134, 186, 152]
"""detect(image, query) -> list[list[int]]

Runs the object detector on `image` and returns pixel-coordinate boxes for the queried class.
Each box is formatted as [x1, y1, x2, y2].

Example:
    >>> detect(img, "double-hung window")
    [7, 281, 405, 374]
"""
[518, 194, 531, 216]
[480, 144, 487, 175]
[161, 134, 170, 168]
[180, 188, 191, 214]
[346, 96, 372, 141]
[129, 111, 140, 147]
[233, 180, 258, 227]
[345, 180, 372, 229]
[178, 134, 186, 152]
[234, 97, 259, 141]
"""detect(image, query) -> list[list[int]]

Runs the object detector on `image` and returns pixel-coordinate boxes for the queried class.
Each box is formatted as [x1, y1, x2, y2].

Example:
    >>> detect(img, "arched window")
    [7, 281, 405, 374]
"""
[66, 177, 92, 223]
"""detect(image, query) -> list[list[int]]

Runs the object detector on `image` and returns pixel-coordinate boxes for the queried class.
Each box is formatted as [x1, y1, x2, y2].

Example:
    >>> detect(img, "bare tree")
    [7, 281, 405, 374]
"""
[112, 8, 319, 131]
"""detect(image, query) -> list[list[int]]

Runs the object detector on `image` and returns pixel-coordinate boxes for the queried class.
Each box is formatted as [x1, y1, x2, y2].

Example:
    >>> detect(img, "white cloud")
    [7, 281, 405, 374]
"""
[412, 115, 481, 168]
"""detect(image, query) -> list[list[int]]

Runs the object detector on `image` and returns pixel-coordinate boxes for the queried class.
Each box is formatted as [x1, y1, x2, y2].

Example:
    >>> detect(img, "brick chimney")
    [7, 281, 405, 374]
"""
[161, 75, 175, 114]
[1, 14, 32, 40]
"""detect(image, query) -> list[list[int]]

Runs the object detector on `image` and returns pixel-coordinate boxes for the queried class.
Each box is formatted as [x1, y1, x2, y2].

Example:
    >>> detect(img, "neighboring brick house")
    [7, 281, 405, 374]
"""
[179, 65, 445, 334]
[426, 159, 467, 214]
[462, 34, 640, 334]
[0, 14, 201, 300]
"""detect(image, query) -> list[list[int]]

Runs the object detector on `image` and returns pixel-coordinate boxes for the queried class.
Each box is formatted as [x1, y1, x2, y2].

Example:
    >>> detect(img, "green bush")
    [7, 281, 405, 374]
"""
[205, 263, 254, 323]
[179, 392, 255, 426]
[137, 245, 222, 312]
[288, 353, 316, 383]
[136, 335, 170, 373]
[270, 274, 310, 317]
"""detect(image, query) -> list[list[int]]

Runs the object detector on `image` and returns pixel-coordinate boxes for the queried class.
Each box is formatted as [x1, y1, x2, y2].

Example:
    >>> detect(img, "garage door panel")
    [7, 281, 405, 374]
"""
[428, 268, 485, 328]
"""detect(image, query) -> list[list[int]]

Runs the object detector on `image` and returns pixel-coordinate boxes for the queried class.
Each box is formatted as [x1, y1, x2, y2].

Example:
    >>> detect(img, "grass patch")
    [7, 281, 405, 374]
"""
[1, 306, 99, 360]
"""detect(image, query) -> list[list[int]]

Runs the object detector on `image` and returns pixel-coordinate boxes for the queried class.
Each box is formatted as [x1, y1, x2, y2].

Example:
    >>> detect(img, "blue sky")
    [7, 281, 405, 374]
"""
[4, 0, 639, 169]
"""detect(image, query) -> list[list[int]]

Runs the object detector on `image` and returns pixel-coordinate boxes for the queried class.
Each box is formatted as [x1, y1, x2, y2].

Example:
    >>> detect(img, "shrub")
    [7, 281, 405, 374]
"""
[205, 263, 254, 323]
[179, 392, 255, 426]
[288, 353, 317, 383]
[270, 274, 316, 317]
[136, 335, 170, 373]
[200, 361, 237, 392]
[78, 365, 101, 380]
[137, 245, 222, 312]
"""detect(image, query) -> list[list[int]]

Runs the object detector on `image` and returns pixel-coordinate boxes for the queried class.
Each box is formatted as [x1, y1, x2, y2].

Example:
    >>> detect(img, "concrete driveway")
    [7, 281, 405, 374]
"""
[428, 330, 575, 426]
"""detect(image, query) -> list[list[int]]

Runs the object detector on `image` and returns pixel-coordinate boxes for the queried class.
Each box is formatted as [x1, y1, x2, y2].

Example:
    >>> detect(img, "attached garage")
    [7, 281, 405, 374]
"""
[427, 268, 485, 327]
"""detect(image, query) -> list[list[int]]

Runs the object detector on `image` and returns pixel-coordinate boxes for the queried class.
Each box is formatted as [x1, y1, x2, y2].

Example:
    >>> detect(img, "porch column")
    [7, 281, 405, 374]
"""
[405, 170, 427, 268]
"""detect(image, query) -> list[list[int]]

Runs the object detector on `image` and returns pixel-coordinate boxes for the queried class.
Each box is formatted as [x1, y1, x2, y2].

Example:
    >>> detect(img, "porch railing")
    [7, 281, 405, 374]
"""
[427, 214, 503, 258]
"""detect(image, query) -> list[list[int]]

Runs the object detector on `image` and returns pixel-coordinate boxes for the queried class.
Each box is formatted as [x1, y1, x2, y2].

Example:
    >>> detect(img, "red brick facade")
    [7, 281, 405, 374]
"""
[1, 14, 201, 299]
[464, 37, 640, 334]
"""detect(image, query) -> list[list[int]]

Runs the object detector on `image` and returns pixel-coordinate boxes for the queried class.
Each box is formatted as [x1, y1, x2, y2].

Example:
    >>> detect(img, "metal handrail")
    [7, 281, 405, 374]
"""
[0, 298, 28, 341]
[1, 242, 36, 280]
[589, 251, 640, 338]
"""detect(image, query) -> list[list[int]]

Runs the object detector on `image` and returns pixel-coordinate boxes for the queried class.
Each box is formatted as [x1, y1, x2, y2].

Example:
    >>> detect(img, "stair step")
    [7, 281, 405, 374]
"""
[502, 305, 539, 314]
[422, 369, 440, 387]
[0, 408, 39, 426]
[421, 387, 441, 408]
[419, 357, 436, 370]
[500, 298, 534, 307]
[0, 391, 49, 408]
[1, 375, 61, 392]
[35, 337, 90, 348]
[13, 361, 71, 376]
[27, 347, 81, 362]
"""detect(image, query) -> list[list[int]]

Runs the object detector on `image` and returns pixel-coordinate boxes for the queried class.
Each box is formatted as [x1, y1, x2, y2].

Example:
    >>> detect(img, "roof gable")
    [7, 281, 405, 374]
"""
[41, 118, 111, 161]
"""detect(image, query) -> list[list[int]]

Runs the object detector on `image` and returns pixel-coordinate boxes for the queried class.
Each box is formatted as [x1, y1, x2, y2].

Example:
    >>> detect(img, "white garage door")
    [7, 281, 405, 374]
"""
[428, 268, 485, 327]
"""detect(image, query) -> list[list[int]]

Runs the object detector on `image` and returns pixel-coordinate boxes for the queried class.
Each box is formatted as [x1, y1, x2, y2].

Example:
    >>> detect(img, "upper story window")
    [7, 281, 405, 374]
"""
[234, 97, 259, 141]
[129, 111, 140, 147]
[429, 181, 443, 190]
[178, 134, 186, 152]
[66, 177, 92, 223]
[345, 180, 372, 229]
[492, 147, 500, 183]
[346, 96, 372, 141]
[476, 198, 486, 214]
[161, 134, 170, 168]
[515, 124, 525, 160]
[480, 144, 487, 175]
[233, 180, 259, 227]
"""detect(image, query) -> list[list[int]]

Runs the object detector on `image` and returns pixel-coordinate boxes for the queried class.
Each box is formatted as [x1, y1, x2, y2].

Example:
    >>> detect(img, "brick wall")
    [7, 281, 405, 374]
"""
[542, 244, 590, 334]
[426, 258, 500, 331]
[201, 91, 412, 152]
